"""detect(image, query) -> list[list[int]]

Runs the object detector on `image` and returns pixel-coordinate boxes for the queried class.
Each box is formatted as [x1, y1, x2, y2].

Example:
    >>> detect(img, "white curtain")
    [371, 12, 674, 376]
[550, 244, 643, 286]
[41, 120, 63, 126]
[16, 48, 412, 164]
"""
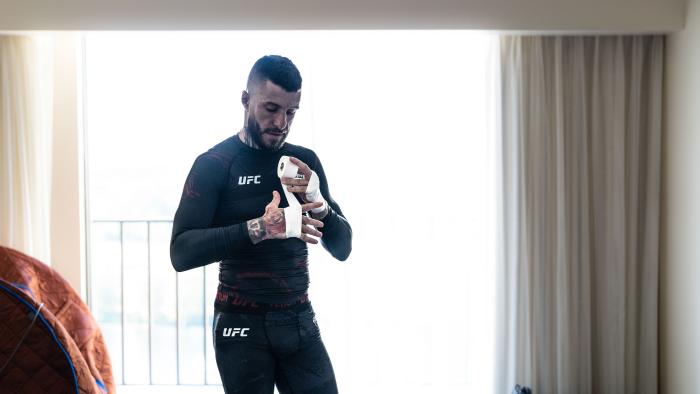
[0, 35, 53, 263]
[496, 35, 663, 394]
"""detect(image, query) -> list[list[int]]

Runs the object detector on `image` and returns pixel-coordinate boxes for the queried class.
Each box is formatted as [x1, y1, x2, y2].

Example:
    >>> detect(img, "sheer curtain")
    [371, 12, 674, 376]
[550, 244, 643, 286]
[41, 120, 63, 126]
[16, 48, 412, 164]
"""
[496, 36, 663, 393]
[0, 35, 53, 263]
[301, 31, 499, 393]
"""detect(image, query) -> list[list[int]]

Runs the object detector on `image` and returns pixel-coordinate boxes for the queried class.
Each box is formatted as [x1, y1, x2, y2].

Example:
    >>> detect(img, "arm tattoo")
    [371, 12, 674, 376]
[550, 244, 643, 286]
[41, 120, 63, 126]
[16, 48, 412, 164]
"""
[247, 217, 267, 244]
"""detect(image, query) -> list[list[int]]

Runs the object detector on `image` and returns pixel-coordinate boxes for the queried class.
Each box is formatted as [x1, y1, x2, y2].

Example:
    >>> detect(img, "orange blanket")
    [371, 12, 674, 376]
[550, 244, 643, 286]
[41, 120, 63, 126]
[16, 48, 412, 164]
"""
[0, 245, 115, 393]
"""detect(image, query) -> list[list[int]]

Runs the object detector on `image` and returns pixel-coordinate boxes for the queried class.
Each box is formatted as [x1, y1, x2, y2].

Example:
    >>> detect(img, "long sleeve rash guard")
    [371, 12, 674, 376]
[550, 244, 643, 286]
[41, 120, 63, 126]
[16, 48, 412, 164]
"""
[170, 135, 352, 306]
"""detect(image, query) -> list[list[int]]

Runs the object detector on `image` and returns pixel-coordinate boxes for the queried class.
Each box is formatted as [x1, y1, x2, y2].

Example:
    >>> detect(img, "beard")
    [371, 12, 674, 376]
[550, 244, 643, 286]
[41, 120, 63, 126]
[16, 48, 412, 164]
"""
[246, 113, 288, 151]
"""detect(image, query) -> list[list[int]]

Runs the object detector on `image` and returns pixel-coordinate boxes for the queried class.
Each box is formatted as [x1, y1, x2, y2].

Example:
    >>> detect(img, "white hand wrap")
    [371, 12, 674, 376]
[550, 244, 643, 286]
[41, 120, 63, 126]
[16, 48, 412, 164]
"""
[277, 156, 303, 238]
[283, 205, 302, 238]
[304, 171, 327, 213]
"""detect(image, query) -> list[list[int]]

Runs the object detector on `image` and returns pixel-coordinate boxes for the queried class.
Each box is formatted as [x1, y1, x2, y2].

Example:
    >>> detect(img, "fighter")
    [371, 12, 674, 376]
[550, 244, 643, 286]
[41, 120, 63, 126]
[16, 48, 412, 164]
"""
[170, 55, 352, 393]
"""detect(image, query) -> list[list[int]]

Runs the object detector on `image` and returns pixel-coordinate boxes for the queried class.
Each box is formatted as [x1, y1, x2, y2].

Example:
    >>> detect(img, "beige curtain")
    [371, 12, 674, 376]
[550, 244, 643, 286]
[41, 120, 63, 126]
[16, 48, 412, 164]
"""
[0, 35, 53, 262]
[496, 36, 663, 394]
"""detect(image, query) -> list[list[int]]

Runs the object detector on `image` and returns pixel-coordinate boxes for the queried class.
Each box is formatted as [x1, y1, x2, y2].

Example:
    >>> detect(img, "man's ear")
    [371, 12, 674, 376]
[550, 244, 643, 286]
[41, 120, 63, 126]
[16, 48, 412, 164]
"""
[241, 90, 250, 110]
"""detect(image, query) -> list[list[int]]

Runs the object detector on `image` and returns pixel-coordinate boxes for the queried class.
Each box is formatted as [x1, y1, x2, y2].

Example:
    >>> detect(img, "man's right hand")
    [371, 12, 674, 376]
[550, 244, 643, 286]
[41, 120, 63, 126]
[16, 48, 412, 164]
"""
[246, 190, 325, 245]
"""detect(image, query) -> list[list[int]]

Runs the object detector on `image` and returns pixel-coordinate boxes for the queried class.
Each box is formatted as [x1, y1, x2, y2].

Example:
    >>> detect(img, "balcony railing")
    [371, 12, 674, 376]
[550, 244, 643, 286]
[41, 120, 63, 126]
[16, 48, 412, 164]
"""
[89, 220, 221, 386]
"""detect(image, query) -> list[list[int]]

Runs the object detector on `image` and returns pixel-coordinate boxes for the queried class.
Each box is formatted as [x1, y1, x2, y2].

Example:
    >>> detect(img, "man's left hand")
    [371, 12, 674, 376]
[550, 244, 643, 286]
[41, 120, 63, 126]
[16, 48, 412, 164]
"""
[280, 156, 314, 202]
[281, 156, 329, 219]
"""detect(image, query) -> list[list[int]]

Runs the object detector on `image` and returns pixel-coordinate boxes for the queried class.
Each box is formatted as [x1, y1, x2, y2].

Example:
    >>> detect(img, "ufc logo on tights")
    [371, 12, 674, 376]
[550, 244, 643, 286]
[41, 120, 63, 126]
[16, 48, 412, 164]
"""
[223, 328, 249, 337]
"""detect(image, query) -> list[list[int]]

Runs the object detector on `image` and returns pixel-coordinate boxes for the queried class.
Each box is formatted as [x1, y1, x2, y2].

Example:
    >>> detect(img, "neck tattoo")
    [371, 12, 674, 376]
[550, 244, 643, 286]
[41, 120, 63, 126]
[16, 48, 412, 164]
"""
[240, 129, 262, 150]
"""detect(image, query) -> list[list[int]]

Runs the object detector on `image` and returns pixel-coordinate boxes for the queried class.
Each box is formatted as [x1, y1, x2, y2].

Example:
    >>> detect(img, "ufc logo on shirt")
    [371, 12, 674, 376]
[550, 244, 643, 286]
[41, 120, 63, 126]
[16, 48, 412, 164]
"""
[238, 175, 261, 185]
[223, 328, 250, 337]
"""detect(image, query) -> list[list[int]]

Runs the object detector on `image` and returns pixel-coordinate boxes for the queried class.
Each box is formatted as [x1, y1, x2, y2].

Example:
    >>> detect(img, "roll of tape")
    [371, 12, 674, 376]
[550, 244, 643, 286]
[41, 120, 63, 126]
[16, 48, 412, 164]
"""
[277, 156, 302, 238]
[277, 156, 299, 179]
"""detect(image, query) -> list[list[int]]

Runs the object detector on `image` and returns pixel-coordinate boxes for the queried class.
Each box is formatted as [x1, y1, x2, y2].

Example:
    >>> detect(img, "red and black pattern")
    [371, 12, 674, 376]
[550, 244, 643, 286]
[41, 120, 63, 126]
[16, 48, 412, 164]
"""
[170, 135, 352, 307]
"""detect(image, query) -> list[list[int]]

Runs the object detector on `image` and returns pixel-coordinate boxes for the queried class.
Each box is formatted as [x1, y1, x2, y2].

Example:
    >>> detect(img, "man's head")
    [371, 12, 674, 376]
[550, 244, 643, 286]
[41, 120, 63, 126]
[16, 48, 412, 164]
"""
[241, 55, 302, 151]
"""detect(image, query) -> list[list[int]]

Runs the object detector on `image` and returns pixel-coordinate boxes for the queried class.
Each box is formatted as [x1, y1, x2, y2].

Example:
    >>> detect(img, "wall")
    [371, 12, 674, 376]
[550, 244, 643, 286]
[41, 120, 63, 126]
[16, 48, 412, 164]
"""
[661, 0, 700, 392]
[50, 33, 86, 299]
[0, 0, 686, 32]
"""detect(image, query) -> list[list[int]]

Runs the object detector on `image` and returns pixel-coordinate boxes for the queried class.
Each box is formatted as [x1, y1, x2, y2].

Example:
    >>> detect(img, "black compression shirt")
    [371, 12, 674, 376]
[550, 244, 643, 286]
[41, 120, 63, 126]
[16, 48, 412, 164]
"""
[169, 135, 352, 307]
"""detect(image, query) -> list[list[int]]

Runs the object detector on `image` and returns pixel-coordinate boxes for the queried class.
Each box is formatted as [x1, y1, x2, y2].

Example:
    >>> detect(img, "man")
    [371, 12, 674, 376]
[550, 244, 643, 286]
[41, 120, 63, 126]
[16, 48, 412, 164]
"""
[170, 55, 352, 393]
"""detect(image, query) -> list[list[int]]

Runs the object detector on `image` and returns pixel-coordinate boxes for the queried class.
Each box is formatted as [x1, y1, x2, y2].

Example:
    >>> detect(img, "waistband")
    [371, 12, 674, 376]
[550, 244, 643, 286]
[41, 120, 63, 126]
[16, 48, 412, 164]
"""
[214, 286, 311, 315]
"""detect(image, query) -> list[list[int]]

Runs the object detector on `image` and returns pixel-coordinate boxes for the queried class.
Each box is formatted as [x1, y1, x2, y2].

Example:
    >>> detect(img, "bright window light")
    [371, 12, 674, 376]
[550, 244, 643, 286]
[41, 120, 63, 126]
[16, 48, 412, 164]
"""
[85, 31, 497, 394]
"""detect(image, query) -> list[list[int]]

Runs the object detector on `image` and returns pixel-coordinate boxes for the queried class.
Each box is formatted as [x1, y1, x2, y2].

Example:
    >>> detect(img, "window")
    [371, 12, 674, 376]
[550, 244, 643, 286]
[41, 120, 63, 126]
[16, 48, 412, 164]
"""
[85, 31, 497, 393]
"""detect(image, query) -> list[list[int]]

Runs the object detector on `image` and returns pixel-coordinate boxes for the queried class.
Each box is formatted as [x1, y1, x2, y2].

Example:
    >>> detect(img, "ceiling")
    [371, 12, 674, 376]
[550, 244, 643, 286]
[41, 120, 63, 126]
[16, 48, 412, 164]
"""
[0, 0, 687, 32]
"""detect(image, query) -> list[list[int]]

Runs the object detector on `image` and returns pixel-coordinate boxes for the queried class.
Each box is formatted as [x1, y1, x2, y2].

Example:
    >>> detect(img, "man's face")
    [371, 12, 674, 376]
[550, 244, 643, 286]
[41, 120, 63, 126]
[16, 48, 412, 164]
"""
[244, 80, 301, 151]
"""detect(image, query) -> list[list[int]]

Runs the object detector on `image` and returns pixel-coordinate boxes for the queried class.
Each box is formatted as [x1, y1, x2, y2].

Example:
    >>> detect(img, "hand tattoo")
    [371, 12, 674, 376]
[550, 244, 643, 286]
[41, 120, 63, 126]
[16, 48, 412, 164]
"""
[264, 209, 286, 236]
[247, 207, 287, 244]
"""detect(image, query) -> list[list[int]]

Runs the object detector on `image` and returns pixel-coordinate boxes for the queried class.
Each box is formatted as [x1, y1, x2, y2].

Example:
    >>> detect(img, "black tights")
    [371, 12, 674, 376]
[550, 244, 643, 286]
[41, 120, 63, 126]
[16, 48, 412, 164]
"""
[213, 304, 338, 394]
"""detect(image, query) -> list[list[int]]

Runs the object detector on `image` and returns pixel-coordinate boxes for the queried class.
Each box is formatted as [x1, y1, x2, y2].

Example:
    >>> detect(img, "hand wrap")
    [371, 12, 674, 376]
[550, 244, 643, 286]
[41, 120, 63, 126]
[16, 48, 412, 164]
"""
[277, 156, 303, 238]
